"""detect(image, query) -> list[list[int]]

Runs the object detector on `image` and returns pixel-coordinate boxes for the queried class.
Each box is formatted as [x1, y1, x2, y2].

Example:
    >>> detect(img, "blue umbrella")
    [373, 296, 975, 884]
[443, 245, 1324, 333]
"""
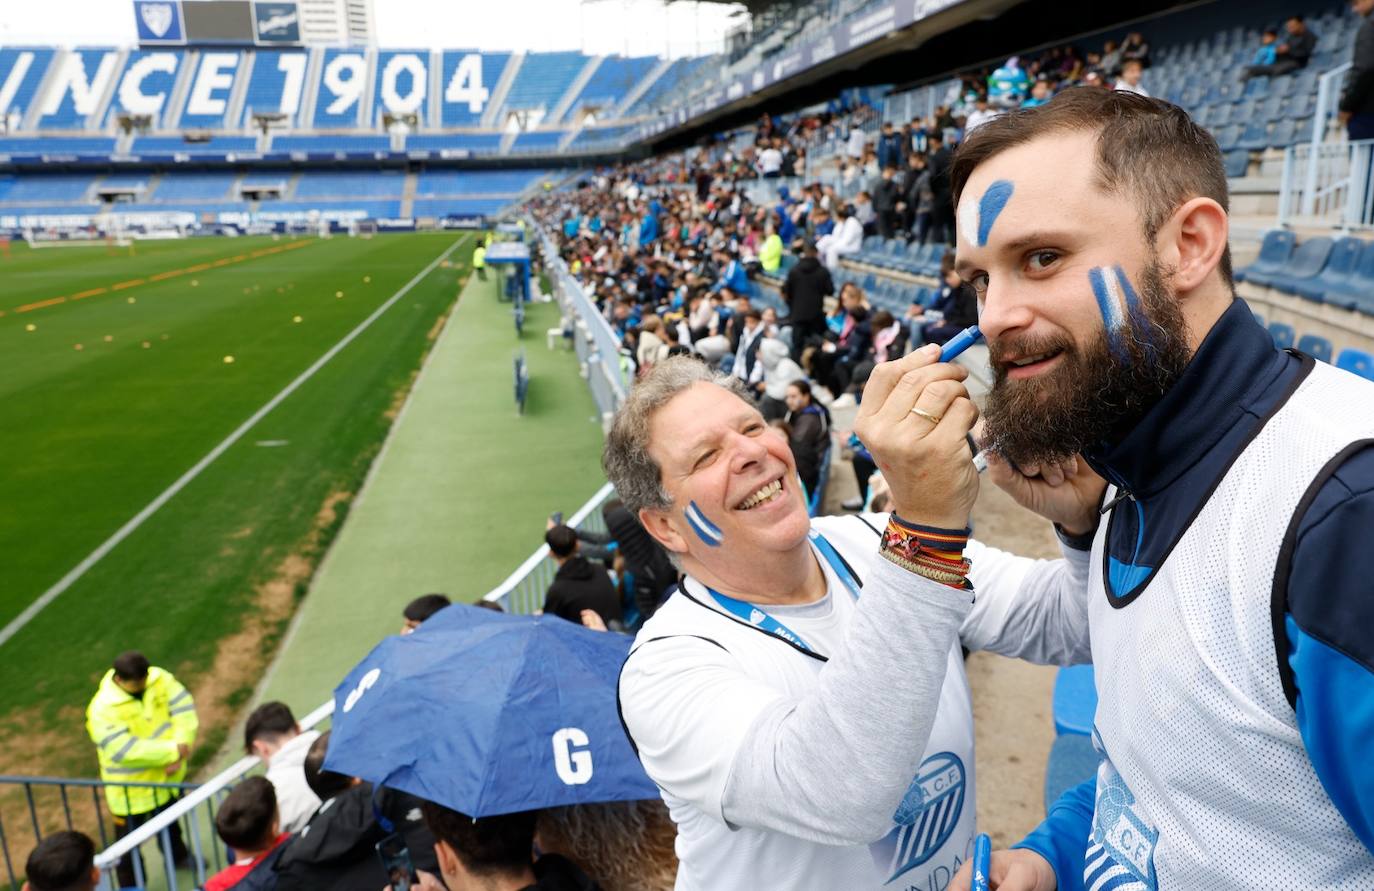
[325, 604, 659, 817]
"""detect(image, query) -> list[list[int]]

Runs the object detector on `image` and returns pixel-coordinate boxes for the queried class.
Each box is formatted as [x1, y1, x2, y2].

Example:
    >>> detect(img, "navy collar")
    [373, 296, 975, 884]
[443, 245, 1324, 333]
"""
[1084, 299, 1289, 498]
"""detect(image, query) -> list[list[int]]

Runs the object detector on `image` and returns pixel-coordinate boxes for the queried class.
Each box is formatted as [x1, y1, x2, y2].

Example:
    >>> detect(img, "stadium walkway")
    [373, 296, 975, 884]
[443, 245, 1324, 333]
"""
[251, 268, 606, 719]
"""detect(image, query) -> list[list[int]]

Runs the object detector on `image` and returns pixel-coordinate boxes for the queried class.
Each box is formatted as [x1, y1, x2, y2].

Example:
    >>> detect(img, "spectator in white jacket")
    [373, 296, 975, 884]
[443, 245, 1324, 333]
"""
[817, 204, 865, 271]
[243, 702, 322, 833]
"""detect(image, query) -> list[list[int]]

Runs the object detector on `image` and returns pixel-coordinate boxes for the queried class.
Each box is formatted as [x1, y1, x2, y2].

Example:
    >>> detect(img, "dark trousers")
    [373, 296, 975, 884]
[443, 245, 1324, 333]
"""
[876, 210, 898, 239]
[788, 317, 827, 363]
[113, 797, 189, 887]
[1243, 59, 1300, 80]
[476, 266, 487, 280]
[927, 207, 954, 245]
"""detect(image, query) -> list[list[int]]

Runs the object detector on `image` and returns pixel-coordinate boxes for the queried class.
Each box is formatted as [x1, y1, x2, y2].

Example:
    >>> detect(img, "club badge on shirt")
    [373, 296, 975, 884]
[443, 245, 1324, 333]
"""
[870, 751, 969, 886]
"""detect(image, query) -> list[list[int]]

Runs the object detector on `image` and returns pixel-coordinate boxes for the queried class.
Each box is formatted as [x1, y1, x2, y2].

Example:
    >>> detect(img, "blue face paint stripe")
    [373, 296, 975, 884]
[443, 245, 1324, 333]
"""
[975, 180, 1014, 246]
[685, 501, 723, 546]
[1112, 265, 1141, 315]
[1089, 267, 1127, 359]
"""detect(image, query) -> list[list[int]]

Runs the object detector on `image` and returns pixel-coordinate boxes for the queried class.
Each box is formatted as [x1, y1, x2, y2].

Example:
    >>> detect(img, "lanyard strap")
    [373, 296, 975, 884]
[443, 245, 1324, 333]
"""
[707, 530, 860, 655]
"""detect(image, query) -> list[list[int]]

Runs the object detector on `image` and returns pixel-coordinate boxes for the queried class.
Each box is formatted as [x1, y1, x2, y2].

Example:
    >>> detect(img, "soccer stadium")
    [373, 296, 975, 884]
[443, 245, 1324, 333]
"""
[3, 0, 1374, 887]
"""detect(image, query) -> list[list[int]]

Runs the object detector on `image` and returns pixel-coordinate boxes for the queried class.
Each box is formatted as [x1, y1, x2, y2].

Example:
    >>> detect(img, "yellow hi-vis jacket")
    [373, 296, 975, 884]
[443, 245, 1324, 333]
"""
[85, 667, 198, 815]
[473, 245, 486, 269]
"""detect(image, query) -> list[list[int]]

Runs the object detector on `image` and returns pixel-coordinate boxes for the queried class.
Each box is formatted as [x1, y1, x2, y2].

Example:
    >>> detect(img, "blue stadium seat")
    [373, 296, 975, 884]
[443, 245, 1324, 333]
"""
[1288, 92, 1315, 119]
[1336, 348, 1374, 381]
[1241, 76, 1269, 99]
[1212, 124, 1243, 152]
[1210, 103, 1232, 127]
[1236, 232, 1305, 287]
[240, 48, 308, 127]
[1268, 322, 1296, 349]
[1321, 244, 1374, 314]
[1260, 93, 1287, 122]
[406, 133, 504, 154]
[1269, 118, 1300, 149]
[1052, 665, 1097, 737]
[1257, 237, 1334, 294]
[1296, 334, 1333, 363]
[1292, 236, 1363, 302]
[294, 171, 405, 199]
[1223, 149, 1249, 178]
[1237, 120, 1270, 151]
[153, 174, 237, 201]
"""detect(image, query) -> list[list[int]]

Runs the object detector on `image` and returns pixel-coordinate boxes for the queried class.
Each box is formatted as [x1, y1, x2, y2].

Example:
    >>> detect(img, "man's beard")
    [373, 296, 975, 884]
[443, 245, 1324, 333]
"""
[981, 258, 1193, 467]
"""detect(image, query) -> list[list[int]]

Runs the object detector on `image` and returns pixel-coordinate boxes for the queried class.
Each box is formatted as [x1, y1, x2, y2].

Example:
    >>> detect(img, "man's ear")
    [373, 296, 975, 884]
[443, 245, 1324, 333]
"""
[1162, 196, 1229, 296]
[639, 507, 689, 558]
[250, 739, 272, 760]
[435, 839, 460, 878]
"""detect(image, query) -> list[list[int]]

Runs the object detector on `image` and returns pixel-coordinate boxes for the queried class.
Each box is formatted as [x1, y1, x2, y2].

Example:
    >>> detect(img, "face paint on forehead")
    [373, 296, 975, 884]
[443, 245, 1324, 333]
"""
[685, 500, 724, 547]
[958, 179, 1015, 248]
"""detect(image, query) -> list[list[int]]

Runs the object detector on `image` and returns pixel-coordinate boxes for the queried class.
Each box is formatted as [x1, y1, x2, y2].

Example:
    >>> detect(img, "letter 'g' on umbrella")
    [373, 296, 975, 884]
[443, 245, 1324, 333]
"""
[325, 604, 658, 817]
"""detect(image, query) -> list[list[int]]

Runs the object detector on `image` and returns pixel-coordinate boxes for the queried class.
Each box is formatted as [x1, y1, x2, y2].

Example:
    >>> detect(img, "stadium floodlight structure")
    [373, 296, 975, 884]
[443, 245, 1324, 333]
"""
[252, 112, 290, 135]
[116, 113, 153, 135]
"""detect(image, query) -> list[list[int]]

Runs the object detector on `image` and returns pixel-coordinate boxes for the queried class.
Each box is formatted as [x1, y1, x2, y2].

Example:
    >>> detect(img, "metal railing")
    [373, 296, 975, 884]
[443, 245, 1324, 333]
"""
[2, 477, 618, 890]
[530, 222, 628, 421]
[1278, 138, 1374, 231]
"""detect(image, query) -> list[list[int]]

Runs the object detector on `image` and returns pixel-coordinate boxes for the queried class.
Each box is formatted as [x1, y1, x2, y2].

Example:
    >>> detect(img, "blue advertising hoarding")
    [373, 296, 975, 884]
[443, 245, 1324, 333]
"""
[133, 0, 186, 45]
[253, 1, 301, 44]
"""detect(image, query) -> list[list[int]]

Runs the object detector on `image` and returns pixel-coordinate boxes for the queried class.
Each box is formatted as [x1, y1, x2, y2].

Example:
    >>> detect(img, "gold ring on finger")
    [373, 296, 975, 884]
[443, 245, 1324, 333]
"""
[910, 407, 943, 425]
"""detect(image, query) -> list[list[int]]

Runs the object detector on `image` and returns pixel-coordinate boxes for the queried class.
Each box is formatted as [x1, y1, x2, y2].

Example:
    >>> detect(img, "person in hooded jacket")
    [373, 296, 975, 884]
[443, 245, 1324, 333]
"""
[783, 380, 831, 497]
[779, 240, 834, 362]
[542, 525, 623, 628]
[754, 338, 806, 421]
[238, 732, 439, 891]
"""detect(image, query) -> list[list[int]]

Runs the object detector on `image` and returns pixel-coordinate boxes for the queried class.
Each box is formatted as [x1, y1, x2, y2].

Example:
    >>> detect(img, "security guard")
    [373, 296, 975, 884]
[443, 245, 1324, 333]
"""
[473, 242, 487, 281]
[85, 651, 198, 886]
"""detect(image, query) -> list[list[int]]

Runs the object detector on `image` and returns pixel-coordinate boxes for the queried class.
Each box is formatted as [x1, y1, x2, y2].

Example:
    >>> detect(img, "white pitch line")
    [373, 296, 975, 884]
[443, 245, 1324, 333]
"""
[0, 236, 468, 648]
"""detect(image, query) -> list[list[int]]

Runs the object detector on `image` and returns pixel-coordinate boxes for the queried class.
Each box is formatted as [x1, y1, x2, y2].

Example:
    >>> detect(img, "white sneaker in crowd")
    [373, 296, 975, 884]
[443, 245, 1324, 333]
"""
[841, 496, 864, 511]
[831, 393, 857, 409]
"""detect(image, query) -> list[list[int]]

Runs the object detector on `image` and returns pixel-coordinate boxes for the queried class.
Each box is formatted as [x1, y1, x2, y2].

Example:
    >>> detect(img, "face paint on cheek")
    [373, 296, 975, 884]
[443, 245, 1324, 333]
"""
[1088, 266, 1129, 360]
[1112, 263, 1153, 347]
[684, 500, 724, 547]
[958, 179, 1015, 247]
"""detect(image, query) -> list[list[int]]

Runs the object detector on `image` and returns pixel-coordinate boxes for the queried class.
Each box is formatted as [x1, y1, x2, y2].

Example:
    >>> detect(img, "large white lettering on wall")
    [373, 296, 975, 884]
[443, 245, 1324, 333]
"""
[322, 53, 366, 116]
[117, 53, 178, 115]
[186, 53, 238, 117]
[444, 53, 487, 114]
[379, 53, 426, 115]
[276, 53, 307, 116]
[40, 51, 120, 117]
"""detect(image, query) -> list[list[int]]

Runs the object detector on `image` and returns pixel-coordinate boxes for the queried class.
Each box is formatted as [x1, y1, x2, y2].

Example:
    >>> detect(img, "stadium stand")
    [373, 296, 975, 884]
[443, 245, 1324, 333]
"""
[498, 51, 588, 122]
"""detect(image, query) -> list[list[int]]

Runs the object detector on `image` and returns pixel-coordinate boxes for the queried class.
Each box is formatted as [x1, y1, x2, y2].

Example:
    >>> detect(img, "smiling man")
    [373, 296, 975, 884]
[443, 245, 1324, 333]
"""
[609, 354, 1101, 890]
[944, 89, 1374, 890]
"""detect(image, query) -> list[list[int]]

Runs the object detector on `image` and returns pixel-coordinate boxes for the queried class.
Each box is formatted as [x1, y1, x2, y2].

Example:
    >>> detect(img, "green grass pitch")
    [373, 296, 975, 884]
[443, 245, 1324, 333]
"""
[0, 231, 544, 777]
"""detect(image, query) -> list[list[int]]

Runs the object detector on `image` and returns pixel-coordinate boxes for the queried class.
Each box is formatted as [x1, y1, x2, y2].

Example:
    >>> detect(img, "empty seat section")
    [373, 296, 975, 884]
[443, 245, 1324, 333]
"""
[272, 135, 391, 152]
[414, 170, 548, 197]
[406, 133, 504, 154]
[153, 174, 237, 202]
[502, 52, 588, 115]
[562, 56, 659, 120]
[0, 137, 115, 154]
[132, 136, 258, 154]
[103, 50, 187, 129]
[511, 131, 566, 152]
[4, 174, 96, 203]
[294, 171, 405, 199]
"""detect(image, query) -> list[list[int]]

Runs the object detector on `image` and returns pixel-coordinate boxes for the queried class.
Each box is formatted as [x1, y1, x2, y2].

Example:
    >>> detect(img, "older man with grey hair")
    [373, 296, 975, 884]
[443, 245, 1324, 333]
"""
[610, 353, 1102, 890]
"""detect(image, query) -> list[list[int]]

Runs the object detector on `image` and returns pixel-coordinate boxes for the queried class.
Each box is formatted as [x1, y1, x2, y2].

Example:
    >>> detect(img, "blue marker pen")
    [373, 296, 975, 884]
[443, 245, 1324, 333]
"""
[939, 325, 983, 362]
[972, 833, 992, 891]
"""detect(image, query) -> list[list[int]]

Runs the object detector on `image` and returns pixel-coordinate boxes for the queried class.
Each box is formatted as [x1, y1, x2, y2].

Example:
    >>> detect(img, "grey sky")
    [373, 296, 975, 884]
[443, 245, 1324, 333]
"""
[0, 0, 745, 57]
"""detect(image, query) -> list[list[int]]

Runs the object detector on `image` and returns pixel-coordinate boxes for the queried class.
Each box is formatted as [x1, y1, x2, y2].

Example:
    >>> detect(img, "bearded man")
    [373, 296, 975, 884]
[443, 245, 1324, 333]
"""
[946, 89, 1374, 889]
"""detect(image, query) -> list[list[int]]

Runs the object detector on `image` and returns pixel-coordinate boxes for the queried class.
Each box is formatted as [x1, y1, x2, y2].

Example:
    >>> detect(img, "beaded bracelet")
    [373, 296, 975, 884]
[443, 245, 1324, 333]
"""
[879, 514, 972, 589]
